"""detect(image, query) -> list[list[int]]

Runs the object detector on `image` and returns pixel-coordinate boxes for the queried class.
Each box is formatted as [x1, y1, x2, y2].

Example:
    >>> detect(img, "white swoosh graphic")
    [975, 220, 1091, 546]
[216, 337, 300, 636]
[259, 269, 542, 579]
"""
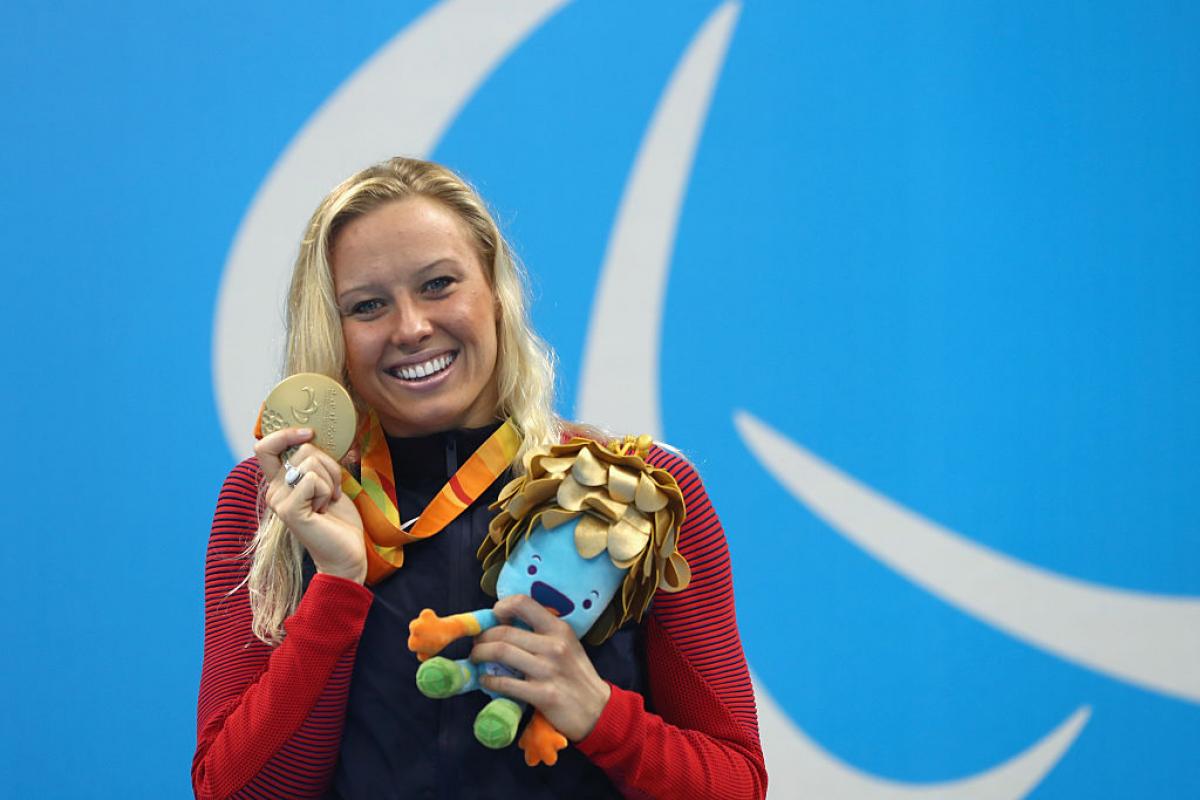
[736, 410, 1200, 704]
[213, 0, 569, 458]
[755, 671, 1091, 800]
[571, 4, 1087, 797]
[575, 2, 740, 433]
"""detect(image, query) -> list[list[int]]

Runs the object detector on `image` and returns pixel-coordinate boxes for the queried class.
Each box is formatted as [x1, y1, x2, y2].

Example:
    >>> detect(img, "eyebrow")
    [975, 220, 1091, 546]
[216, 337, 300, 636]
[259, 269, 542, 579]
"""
[413, 258, 458, 279]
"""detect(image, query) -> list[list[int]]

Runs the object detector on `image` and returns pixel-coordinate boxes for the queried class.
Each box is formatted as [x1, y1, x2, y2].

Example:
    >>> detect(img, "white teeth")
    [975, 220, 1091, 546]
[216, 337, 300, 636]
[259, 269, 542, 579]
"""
[394, 353, 455, 381]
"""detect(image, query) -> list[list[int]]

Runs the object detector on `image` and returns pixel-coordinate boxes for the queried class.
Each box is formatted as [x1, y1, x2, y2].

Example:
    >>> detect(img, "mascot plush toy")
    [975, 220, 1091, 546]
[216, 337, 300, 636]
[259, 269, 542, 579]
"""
[407, 435, 692, 766]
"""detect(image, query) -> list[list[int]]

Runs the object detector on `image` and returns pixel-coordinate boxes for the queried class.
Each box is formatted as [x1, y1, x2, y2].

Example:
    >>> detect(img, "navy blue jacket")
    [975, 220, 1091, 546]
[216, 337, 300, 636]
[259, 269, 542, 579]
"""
[305, 425, 647, 799]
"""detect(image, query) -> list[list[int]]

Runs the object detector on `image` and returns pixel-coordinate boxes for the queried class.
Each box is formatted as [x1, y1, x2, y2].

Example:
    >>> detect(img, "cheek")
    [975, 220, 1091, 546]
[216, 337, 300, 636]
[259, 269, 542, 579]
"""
[456, 303, 499, 357]
[341, 326, 378, 375]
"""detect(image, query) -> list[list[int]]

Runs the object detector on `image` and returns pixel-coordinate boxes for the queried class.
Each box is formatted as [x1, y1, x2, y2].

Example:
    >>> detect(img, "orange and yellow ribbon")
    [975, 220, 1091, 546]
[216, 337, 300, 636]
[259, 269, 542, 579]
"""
[341, 413, 521, 584]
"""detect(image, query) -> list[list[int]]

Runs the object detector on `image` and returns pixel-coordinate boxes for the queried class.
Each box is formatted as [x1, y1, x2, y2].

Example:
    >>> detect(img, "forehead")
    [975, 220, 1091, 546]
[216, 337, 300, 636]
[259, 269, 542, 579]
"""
[331, 196, 482, 282]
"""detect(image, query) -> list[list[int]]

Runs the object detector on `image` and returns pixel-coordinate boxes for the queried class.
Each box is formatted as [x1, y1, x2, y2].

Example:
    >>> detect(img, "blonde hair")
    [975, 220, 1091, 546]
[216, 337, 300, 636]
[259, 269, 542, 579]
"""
[248, 157, 561, 644]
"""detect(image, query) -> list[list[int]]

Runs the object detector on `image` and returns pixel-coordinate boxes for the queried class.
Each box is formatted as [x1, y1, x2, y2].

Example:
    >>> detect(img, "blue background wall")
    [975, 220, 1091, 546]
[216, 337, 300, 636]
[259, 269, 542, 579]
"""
[2, 2, 1197, 797]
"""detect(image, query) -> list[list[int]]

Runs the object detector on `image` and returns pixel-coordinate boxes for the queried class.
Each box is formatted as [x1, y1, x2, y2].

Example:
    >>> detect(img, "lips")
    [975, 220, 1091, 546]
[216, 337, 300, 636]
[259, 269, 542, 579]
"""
[531, 581, 575, 617]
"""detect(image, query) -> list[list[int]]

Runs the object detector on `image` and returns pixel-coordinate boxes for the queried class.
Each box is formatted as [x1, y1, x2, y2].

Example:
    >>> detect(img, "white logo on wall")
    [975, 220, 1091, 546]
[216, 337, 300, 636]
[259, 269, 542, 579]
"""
[213, 1, 1200, 796]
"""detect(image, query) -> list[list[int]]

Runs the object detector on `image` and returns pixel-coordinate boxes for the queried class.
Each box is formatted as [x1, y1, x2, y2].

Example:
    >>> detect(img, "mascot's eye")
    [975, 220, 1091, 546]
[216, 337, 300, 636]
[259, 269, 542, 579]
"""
[527, 565, 538, 575]
[582, 598, 593, 609]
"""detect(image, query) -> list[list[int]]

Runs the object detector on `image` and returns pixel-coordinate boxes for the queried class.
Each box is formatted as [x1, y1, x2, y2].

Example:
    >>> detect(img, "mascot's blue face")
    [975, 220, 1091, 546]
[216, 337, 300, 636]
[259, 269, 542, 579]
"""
[496, 519, 627, 638]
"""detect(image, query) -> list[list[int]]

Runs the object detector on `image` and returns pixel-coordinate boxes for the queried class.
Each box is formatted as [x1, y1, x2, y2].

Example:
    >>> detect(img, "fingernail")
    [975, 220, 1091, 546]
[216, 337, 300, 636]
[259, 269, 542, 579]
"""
[299, 428, 313, 437]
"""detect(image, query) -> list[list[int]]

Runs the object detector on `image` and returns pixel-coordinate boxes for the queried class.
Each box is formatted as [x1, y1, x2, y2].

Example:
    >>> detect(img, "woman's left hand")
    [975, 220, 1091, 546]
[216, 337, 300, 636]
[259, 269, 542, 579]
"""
[471, 594, 611, 742]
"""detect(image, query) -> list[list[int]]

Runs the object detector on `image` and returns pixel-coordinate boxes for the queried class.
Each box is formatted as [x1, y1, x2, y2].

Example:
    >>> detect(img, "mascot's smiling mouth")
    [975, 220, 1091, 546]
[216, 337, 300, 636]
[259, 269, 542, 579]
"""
[531, 581, 575, 617]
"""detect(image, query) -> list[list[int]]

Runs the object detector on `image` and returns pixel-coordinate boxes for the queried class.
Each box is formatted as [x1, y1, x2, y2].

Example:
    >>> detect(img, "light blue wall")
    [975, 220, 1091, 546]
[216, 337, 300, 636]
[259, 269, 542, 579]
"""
[2, 2, 1196, 797]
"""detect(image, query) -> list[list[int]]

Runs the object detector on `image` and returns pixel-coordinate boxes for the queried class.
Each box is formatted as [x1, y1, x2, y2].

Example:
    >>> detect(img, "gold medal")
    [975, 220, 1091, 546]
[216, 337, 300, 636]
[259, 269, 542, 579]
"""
[261, 373, 357, 461]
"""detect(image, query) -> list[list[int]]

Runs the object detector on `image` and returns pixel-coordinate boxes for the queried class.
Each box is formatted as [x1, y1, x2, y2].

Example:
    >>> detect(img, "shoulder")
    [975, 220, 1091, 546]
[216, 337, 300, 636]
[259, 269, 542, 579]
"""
[646, 444, 711, 510]
[204, 459, 265, 600]
[215, 457, 264, 512]
[645, 441, 698, 479]
[208, 458, 264, 553]
[223, 456, 263, 486]
[645, 444, 731, 583]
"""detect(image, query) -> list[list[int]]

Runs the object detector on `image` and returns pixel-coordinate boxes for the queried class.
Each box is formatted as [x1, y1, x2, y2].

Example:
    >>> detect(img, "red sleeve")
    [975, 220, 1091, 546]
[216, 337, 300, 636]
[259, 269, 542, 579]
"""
[192, 459, 374, 800]
[576, 447, 768, 799]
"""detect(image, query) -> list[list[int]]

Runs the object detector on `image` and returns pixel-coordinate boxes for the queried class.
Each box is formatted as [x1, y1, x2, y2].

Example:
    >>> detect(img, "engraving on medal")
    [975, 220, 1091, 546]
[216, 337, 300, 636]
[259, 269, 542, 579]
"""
[290, 386, 319, 424]
[260, 408, 287, 436]
[262, 373, 357, 461]
[320, 386, 340, 452]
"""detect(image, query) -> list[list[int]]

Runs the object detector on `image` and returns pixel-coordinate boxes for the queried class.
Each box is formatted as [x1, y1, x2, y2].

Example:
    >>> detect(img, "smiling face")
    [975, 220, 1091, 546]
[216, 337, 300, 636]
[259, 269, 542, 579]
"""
[332, 196, 501, 437]
[496, 522, 627, 639]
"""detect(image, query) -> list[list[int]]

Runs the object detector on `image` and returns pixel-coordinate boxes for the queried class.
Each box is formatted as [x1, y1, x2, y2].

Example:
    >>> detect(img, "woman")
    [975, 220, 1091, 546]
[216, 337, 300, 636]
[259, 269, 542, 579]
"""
[193, 157, 767, 799]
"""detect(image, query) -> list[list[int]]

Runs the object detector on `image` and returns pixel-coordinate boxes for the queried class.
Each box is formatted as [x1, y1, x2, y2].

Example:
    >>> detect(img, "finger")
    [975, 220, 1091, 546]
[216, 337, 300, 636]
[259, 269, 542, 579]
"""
[493, 594, 568, 635]
[255, 427, 314, 479]
[273, 465, 331, 518]
[292, 444, 345, 501]
[475, 625, 568, 660]
[470, 639, 547, 679]
[479, 673, 546, 708]
[273, 468, 317, 519]
[302, 468, 334, 514]
[291, 443, 348, 501]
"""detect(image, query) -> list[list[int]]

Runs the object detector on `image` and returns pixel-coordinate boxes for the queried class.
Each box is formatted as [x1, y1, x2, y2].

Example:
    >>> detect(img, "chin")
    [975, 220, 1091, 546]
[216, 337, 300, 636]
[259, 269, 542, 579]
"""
[378, 406, 483, 437]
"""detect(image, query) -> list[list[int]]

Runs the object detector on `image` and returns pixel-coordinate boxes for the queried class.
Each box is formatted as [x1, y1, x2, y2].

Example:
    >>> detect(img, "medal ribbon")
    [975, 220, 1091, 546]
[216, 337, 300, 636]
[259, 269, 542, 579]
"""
[341, 413, 522, 584]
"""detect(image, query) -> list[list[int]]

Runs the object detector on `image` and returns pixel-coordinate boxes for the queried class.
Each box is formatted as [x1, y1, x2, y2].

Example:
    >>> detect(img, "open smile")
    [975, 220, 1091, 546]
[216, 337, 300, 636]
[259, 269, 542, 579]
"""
[385, 351, 457, 383]
[531, 581, 575, 617]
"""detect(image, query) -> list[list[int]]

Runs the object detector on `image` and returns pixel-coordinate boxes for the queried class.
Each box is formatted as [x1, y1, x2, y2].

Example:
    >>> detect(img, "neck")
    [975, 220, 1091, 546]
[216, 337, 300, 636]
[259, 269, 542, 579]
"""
[386, 422, 504, 481]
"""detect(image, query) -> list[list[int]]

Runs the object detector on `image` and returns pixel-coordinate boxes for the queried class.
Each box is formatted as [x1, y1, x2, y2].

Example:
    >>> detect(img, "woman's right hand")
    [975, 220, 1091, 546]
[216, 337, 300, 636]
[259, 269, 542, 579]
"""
[255, 427, 368, 584]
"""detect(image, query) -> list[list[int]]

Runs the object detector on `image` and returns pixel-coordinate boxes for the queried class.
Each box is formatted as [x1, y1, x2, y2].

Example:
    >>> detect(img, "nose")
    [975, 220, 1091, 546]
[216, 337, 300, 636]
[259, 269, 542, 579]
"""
[388, 295, 434, 349]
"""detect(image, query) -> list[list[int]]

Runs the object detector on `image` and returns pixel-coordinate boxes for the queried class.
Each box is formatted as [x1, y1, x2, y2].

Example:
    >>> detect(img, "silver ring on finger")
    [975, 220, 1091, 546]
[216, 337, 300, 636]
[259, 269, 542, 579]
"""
[284, 460, 304, 488]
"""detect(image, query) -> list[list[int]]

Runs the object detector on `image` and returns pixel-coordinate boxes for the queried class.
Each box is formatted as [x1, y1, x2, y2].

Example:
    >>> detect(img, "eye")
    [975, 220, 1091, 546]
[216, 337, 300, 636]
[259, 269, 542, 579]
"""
[346, 298, 385, 317]
[582, 598, 592, 610]
[527, 564, 538, 576]
[422, 276, 454, 295]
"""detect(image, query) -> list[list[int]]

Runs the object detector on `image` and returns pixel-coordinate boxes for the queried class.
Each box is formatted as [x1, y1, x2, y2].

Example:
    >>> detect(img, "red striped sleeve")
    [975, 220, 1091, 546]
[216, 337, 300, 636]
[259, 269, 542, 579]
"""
[577, 447, 767, 799]
[192, 459, 373, 800]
